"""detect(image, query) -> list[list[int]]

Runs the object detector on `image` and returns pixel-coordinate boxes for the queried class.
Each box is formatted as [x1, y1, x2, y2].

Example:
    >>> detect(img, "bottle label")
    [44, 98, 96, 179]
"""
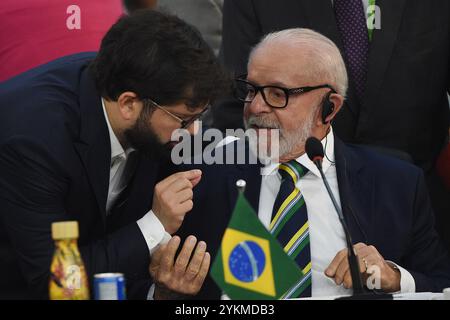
[49, 239, 90, 300]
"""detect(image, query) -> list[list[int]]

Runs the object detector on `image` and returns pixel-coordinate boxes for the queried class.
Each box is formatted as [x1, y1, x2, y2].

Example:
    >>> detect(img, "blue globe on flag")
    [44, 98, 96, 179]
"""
[228, 241, 266, 282]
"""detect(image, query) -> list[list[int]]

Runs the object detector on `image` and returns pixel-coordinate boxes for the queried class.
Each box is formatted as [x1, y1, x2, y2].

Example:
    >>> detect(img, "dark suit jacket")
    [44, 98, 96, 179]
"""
[214, 0, 450, 168]
[0, 53, 167, 299]
[177, 138, 450, 299]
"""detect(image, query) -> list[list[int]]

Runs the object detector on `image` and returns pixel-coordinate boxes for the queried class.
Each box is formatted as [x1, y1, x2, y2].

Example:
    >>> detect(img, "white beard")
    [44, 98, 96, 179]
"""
[245, 109, 316, 163]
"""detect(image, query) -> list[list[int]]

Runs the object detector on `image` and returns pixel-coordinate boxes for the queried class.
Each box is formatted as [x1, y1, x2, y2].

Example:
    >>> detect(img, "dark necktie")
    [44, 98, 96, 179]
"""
[270, 161, 311, 298]
[334, 0, 369, 102]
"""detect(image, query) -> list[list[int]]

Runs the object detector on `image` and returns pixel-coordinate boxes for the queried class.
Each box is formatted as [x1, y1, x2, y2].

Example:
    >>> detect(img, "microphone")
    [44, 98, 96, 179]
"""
[305, 137, 365, 295]
[305, 137, 325, 170]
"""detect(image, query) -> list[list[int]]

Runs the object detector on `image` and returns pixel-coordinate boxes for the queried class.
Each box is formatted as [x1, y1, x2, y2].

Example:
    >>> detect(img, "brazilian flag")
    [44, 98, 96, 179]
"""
[210, 192, 304, 299]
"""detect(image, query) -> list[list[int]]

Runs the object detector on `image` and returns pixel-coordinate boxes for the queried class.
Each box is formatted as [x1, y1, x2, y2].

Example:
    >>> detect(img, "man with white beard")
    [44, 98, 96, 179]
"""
[176, 28, 450, 299]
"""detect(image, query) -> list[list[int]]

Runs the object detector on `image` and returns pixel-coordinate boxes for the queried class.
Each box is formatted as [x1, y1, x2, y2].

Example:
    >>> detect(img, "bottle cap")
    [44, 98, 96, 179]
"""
[51, 221, 79, 240]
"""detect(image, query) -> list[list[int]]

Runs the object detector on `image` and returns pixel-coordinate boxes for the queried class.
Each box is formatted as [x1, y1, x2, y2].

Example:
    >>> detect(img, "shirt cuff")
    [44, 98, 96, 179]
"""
[137, 210, 172, 255]
[387, 261, 416, 294]
[147, 284, 156, 300]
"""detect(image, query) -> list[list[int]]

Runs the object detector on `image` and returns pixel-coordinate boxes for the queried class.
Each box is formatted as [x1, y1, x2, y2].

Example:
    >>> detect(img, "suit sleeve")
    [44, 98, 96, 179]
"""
[0, 137, 152, 299]
[213, 0, 262, 131]
[403, 169, 450, 292]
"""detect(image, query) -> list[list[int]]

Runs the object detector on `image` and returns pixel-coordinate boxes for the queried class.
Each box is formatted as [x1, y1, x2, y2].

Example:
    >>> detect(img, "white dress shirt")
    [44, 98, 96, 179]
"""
[101, 99, 171, 255]
[257, 128, 415, 297]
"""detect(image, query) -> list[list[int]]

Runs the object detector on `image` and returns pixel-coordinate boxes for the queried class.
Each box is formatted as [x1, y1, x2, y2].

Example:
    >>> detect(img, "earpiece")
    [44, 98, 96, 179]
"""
[321, 91, 335, 124]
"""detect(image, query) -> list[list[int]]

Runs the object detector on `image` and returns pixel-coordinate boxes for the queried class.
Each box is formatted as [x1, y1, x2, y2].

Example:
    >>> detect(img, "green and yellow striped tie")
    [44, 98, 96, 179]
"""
[270, 160, 312, 298]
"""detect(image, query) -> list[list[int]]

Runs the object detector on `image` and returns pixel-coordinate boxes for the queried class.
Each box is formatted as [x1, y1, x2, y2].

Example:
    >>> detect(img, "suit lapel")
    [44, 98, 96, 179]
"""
[363, 0, 407, 109]
[74, 67, 110, 224]
[244, 166, 263, 212]
[121, 154, 161, 220]
[334, 136, 374, 244]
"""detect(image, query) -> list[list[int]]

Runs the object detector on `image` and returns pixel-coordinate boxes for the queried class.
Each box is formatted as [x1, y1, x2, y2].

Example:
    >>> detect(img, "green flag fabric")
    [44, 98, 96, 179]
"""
[210, 192, 305, 300]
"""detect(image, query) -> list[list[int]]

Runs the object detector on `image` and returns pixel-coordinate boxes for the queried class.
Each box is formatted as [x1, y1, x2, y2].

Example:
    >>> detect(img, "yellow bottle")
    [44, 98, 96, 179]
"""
[49, 221, 89, 300]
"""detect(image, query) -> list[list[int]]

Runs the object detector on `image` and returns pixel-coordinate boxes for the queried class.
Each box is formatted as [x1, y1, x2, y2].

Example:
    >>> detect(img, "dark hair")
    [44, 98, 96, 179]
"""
[90, 10, 230, 109]
[123, 0, 155, 13]
[123, 0, 144, 13]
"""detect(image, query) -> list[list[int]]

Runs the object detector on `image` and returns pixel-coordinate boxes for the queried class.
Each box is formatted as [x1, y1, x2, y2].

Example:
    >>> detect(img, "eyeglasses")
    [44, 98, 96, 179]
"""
[235, 77, 335, 108]
[143, 98, 210, 129]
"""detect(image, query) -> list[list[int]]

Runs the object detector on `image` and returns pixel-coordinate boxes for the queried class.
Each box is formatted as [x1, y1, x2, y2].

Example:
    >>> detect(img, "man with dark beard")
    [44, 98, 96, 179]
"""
[177, 28, 450, 299]
[0, 11, 229, 299]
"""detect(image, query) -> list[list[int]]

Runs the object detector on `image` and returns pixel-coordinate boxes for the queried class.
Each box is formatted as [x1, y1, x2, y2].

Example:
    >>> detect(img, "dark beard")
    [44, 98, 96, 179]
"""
[124, 112, 172, 162]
